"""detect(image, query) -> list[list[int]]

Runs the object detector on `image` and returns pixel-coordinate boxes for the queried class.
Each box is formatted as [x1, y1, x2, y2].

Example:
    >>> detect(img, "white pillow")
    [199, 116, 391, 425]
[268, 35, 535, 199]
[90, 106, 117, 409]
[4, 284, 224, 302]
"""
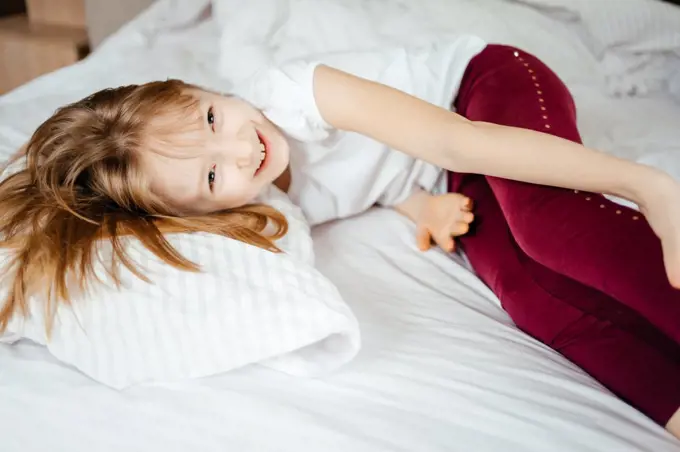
[1, 184, 361, 389]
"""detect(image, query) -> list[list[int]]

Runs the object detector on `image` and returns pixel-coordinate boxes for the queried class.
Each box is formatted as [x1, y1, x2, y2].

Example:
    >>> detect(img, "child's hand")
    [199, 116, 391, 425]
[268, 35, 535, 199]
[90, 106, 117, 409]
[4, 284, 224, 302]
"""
[639, 178, 680, 289]
[415, 193, 475, 252]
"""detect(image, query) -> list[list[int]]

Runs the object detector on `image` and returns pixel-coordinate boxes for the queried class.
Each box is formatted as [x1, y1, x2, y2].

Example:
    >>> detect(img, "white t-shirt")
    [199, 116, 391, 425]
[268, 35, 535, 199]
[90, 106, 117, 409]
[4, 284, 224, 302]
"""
[235, 35, 488, 226]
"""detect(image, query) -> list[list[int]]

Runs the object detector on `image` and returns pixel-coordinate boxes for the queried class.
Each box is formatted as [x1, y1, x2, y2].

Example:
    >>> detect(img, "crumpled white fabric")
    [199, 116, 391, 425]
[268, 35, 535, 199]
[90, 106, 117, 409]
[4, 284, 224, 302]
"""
[511, 0, 680, 100]
[211, 0, 600, 87]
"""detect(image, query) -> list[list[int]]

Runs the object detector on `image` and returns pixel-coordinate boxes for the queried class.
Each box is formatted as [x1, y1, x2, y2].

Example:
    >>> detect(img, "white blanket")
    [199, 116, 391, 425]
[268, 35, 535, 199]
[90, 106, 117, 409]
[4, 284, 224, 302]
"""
[511, 0, 680, 99]
[213, 0, 601, 86]
[213, 0, 680, 101]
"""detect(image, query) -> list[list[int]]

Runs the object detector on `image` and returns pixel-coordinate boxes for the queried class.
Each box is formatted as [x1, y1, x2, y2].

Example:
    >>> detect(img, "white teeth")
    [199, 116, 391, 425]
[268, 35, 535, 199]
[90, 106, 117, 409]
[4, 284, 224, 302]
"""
[260, 142, 265, 151]
[256, 149, 266, 171]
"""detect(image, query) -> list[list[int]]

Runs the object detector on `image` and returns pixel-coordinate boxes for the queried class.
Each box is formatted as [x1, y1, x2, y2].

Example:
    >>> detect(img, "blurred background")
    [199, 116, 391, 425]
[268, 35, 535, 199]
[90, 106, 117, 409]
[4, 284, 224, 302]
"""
[0, 0, 154, 94]
[0, 0, 679, 95]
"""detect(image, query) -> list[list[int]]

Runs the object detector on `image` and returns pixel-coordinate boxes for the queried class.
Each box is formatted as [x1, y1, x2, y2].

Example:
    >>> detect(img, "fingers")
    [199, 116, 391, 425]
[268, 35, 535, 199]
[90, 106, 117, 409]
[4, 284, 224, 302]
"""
[461, 196, 474, 212]
[424, 222, 470, 252]
[417, 226, 456, 253]
[416, 226, 432, 251]
[454, 222, 469, 236]
[448, 194, 475, 226]
[416, 193, 476, 253]
[460, 212, 475, 225]
[431, 227, 456, 253]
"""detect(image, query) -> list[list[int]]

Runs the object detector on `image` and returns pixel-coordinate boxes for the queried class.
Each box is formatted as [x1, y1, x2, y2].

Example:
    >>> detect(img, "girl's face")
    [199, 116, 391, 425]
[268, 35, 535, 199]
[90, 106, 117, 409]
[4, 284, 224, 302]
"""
[141, 89, 290, 214]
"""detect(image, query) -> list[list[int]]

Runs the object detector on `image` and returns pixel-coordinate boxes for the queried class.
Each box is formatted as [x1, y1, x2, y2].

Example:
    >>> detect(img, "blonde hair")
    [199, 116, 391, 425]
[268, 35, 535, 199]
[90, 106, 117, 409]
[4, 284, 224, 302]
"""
[0, 80, 287, 333]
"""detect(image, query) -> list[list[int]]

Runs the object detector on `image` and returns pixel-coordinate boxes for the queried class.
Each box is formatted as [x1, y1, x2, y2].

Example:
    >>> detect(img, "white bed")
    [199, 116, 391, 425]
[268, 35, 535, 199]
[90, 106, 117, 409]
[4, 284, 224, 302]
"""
[1, 1, 680, 451]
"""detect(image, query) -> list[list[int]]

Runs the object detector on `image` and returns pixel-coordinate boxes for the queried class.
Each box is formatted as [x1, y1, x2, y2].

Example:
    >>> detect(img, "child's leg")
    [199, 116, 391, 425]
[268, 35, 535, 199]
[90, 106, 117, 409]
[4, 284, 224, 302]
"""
[454, 44, 680, 344]
[450, 170, 680, 429]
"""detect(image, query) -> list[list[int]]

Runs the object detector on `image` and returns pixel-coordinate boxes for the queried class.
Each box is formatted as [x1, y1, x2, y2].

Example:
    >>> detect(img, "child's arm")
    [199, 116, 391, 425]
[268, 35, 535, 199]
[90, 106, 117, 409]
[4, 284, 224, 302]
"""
[312, 65, 675, 205]
[313, 64, 680, 288]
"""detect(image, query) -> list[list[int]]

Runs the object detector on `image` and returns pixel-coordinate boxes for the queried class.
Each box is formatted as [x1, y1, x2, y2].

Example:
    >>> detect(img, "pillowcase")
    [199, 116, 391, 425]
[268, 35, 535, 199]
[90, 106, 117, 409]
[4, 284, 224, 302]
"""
[1, 183, 361, 389]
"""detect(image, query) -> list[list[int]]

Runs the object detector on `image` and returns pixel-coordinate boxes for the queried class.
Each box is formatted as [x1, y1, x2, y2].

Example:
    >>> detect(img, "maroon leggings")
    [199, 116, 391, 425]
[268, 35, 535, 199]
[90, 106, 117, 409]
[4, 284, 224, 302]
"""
[448, 44, 680, 426]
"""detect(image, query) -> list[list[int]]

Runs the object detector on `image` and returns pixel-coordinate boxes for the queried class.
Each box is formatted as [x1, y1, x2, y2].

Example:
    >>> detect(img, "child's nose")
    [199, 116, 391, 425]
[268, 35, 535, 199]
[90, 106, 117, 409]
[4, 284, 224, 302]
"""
[227, 140, 256, 168]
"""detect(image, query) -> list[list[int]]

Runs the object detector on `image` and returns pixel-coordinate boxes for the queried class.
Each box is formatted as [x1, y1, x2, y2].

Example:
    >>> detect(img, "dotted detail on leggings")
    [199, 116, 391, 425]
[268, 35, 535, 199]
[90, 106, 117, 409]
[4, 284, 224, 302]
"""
[513, 50, 639, 221]
[514, 50, 550, 131]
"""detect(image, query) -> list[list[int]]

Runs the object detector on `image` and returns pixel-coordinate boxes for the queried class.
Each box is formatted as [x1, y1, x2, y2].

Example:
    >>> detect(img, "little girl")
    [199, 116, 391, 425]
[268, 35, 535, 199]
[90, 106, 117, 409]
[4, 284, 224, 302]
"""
[1, 35, 679, 437]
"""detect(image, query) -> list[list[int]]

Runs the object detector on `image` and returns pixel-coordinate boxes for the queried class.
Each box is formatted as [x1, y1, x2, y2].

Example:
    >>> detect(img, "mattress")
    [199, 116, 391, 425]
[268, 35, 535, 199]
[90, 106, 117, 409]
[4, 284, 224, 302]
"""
[1, 1, 680, 451]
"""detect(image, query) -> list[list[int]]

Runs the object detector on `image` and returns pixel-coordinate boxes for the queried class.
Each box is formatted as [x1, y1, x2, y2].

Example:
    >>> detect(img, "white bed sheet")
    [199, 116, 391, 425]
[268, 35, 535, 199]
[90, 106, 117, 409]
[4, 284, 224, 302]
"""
[1, 1, 680, 451]
[1, 209, 679, 452]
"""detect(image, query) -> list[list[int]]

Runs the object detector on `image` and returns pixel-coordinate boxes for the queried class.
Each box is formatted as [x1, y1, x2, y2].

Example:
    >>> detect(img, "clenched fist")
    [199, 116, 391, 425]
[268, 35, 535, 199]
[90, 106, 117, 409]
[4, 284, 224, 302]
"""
[395, 189, 475, 253]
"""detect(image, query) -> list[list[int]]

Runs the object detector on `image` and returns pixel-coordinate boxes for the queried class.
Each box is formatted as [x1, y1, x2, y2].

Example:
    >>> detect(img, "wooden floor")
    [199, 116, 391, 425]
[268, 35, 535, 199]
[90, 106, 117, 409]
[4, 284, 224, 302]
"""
[0, 0, 88, 94]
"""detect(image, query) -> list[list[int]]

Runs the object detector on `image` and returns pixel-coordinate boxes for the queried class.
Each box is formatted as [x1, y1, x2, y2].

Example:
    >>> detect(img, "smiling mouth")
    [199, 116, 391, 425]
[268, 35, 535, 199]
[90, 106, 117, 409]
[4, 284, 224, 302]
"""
[255, 132, 268, 175]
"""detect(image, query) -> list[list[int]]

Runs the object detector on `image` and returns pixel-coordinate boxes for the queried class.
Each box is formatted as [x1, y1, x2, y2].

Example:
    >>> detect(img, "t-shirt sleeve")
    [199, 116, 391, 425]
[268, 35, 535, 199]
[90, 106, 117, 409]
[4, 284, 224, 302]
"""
[233, 60, 333, 142]
[234, 36, 487, 224]
[234, 35, 486, 143]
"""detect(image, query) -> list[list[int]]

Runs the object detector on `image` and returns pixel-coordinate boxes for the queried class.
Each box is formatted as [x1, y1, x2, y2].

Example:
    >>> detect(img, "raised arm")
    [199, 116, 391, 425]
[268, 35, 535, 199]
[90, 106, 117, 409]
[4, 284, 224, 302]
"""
[313, 64, 680, 289]
[312, 64, 674, 206]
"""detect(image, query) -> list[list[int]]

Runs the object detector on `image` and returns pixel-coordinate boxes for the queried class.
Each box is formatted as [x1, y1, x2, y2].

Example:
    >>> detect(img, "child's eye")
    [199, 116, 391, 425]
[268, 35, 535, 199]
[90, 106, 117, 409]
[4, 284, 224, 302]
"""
[208, 164, 216, 191]
[207, 107, 215, 130]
